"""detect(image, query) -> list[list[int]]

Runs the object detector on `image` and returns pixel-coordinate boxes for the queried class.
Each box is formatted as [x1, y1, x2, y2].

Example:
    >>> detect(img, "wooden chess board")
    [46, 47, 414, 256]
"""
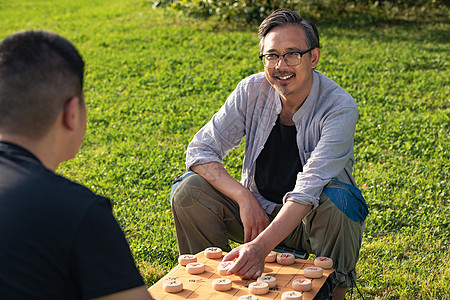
[148, 251, 334, 299]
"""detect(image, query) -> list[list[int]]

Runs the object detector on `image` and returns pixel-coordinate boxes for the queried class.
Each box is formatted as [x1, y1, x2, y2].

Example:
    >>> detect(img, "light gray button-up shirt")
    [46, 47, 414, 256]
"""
[186, 70, 359, 214]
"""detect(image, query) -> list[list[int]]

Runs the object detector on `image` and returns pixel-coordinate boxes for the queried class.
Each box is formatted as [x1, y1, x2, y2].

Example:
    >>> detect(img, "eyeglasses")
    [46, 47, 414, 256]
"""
[259, 48, 313, 68]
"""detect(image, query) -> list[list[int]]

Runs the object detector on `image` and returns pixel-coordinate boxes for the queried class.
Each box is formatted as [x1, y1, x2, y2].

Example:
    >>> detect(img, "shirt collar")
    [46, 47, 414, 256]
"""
[0, 141, 41, 164]
[293, 70, 319, 122]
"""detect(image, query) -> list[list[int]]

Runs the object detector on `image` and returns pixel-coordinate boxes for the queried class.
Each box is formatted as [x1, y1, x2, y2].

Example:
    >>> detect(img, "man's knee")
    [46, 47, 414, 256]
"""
[171, 172, 207, 209]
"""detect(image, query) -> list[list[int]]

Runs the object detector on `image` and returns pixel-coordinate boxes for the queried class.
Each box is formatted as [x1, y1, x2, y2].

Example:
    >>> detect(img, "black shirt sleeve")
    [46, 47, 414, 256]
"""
[70, 198, 145, 299]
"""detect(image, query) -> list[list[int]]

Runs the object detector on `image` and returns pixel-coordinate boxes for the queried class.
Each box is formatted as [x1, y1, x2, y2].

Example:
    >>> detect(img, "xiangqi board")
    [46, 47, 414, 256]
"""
[148, 251, 334, 299]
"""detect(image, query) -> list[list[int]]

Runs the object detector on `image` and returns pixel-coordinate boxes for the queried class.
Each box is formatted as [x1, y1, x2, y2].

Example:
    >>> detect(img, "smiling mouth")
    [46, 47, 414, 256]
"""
[275, 74, 294, 80]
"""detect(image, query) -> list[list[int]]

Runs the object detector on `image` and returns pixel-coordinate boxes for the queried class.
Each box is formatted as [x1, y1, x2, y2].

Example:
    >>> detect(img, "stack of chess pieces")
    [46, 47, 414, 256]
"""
[162, 247, 333, 300]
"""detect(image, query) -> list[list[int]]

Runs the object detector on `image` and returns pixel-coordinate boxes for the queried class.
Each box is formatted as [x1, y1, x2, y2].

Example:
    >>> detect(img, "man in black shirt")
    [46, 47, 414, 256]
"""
[0, 30, 153, 299]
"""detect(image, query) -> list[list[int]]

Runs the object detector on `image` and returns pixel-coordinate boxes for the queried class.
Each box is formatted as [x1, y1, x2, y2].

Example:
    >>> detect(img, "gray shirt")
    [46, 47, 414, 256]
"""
[186, 70, 359, 214]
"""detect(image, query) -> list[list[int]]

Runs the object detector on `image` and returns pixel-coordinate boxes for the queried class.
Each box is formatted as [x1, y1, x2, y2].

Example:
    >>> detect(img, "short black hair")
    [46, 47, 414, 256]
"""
[0, 30, 85, 138]
[258, 9, 320, 53]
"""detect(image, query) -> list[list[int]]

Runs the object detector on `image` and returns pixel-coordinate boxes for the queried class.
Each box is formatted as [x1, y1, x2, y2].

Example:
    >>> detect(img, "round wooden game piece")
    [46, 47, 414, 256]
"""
[217, 261, 235, 276]
[282, 291, 303, 300]
[264, 251, 277, 263]
[257, 275, 277, 288]
[186, 262, 205, 274]
[162, 280, 183, 293]
[204, 247, 223, 259]
[303, 266, 323, 278]
[178, 254, 197, 266]
[238, 296, 258, 300]
[277, 253, 295, 265]
[248, 281, 269, 295]
[314, 256, 333, 269]
[292, 278, 312, 292]
[212, 278, 232, 291]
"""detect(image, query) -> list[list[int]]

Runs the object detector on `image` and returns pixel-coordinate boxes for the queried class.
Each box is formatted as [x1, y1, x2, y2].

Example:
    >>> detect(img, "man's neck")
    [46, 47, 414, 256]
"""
[0, 134, 59, 171]
[279, 73, 314, 125]
[279, 94, 308, 125]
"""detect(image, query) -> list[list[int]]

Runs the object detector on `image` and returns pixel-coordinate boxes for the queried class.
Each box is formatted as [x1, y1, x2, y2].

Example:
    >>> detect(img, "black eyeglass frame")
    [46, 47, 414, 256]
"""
[259, 48, 314, 68]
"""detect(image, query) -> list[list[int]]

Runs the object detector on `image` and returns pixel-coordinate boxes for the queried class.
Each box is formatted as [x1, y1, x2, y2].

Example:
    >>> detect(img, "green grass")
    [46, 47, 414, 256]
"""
[1, 1, 449, 299]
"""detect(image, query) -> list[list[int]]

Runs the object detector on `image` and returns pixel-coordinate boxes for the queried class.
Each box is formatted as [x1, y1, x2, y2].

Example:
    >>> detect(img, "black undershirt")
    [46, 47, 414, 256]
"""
[255, 115, 302, 204]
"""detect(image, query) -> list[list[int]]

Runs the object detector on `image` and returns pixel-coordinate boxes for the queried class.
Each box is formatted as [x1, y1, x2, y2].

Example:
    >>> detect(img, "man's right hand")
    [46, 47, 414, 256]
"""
[238, 193, 270, 243]
[191, 162, 270, 242]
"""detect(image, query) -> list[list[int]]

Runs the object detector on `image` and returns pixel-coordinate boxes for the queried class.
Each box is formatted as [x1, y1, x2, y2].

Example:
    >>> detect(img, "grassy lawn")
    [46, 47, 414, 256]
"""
[1, 1, 448, 299]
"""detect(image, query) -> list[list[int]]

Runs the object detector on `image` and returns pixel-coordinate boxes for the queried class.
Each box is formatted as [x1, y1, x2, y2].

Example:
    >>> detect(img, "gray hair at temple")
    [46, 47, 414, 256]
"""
[258, 9, 320, 53]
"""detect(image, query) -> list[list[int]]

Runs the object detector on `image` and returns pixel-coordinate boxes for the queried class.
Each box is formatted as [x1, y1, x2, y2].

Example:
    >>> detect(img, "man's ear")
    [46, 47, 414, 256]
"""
[310, 48, 320, 69]
[62, 96, 81, 131]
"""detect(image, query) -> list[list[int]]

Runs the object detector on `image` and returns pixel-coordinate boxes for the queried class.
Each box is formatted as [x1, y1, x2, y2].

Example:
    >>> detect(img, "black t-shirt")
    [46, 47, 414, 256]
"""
[0, 142, 145, 299]
[255, 116, 302, 204]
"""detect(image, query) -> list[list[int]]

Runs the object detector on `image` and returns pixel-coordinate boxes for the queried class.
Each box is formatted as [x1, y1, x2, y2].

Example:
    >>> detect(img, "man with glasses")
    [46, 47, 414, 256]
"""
[171, 9, 368, 299]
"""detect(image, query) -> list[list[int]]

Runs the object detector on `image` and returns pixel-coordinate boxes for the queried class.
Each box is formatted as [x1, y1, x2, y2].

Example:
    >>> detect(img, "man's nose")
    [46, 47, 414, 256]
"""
[275, 55, 289, 69]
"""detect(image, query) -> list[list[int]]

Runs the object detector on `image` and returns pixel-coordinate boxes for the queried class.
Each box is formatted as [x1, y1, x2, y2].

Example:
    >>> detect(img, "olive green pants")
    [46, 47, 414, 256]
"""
[170, 172, 367, 289]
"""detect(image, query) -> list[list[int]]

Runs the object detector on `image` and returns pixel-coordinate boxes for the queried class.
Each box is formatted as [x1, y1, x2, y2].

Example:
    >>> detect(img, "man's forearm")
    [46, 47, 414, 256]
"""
[251, 201, 312, 254]
[191, 162, 253, 205]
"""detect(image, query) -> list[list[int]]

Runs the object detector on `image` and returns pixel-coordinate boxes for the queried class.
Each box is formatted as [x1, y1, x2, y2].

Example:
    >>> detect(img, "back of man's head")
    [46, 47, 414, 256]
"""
[0, 30, 84, 139]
